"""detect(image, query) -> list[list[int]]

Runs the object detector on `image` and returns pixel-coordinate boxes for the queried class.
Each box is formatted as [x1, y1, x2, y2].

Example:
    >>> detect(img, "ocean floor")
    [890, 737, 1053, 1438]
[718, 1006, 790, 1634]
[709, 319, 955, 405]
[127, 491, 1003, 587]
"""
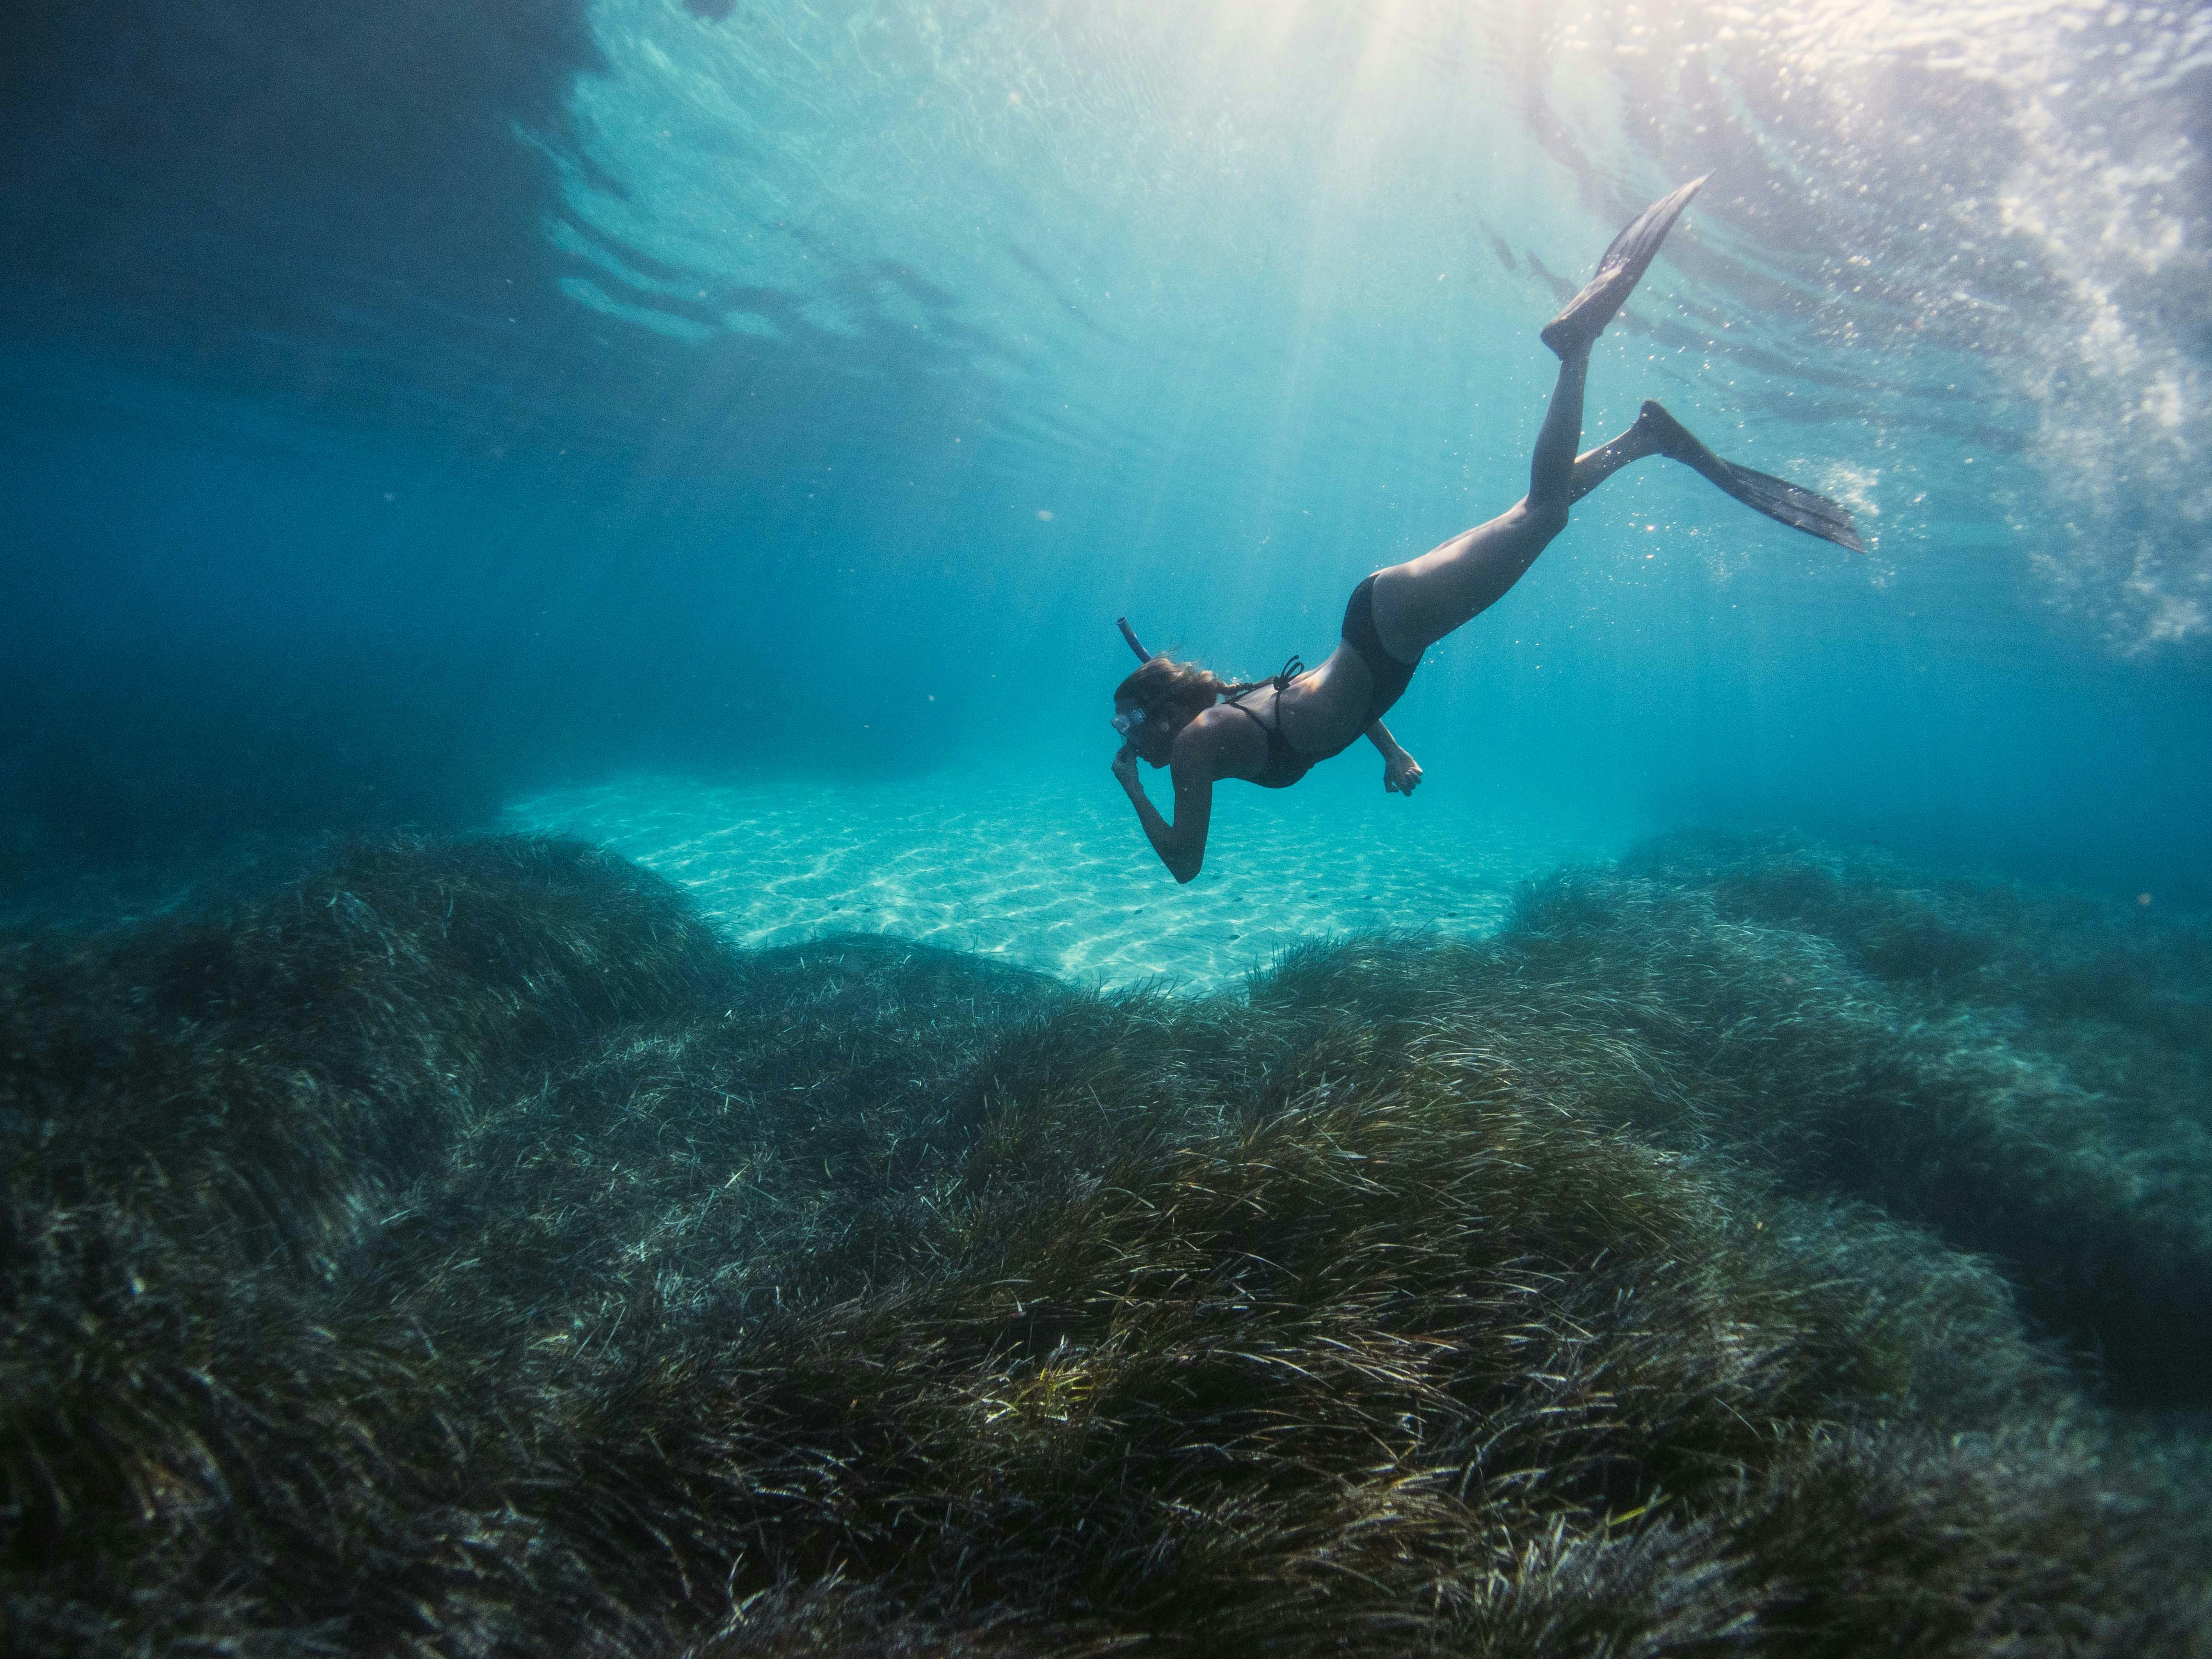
[15, 828, 2210, 1655]
[504, 768, 1627, 991]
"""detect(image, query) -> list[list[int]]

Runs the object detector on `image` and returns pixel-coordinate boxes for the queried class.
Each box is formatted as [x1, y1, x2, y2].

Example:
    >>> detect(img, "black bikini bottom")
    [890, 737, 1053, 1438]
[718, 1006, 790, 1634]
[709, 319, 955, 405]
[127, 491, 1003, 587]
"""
[1242, 575, 1419, 790]
[1341, 574, 1418, 725]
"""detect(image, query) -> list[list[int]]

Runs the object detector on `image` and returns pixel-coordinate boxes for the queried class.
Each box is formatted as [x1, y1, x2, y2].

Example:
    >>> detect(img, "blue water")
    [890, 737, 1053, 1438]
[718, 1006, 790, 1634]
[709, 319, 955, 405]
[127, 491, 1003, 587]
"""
[12, 10, 2212, 1646]
[3, 0, 2208, 935]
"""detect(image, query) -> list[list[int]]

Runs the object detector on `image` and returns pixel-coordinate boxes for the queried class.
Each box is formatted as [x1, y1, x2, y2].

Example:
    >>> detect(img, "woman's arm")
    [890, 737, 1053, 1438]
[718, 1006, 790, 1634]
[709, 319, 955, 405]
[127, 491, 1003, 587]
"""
[1365, 721, 1423, 795]
[1112, 740, 1218, 883]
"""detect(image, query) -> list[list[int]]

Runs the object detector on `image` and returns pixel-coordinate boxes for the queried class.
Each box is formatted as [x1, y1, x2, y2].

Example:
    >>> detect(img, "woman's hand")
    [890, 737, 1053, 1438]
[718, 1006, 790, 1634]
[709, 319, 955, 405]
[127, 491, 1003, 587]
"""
[1383, 751, 1423, 796]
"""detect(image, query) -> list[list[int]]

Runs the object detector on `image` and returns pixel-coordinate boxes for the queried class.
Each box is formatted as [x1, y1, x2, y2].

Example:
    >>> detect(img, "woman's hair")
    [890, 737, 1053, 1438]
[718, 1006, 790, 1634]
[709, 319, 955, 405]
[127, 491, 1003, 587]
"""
[1113, 654, 1230, 719]
[1113, 654, 1299, 735]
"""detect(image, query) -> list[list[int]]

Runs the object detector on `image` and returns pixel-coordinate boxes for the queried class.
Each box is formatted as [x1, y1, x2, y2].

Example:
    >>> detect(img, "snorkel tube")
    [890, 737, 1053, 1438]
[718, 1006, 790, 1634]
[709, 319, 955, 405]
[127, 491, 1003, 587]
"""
[1111, 618, 1155, 755]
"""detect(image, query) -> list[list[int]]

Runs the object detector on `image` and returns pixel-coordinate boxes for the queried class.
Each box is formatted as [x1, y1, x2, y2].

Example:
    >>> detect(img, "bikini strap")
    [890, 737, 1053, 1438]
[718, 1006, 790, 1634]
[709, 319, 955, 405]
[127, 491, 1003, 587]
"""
[1220, 654, 1306, 702]
[1223, 692, 1274, 731]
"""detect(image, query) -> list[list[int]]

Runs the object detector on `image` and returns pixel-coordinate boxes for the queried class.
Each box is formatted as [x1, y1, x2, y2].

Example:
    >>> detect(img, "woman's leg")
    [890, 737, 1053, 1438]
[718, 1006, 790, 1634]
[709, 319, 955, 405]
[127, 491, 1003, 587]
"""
[1367, 349, 1590, 661]
[1365, 176, 1715, 661]
[1567, 406, 1668, 502]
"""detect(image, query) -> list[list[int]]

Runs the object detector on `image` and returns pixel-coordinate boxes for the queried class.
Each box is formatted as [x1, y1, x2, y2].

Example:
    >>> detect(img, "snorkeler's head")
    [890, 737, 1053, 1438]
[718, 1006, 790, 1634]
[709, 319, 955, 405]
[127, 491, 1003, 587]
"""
[1112, 655, 1225, 757]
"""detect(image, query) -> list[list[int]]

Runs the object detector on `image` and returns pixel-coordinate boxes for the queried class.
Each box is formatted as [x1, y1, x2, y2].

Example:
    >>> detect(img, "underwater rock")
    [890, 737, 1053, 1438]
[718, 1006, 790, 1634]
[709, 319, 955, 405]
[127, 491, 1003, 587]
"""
[3, 834, 2208, 1655]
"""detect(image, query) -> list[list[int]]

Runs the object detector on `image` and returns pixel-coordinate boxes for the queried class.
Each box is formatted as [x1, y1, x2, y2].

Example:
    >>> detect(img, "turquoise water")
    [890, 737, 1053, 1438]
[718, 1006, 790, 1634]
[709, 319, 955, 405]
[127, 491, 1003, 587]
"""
[6, 5, 2212, 1652]
[4, 0, 2208, 920]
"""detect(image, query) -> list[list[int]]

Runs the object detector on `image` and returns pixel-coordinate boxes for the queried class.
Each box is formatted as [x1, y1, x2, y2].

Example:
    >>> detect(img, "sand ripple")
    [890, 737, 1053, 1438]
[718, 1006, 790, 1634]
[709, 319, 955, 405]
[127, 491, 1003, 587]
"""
[505, 769, 1623, 993]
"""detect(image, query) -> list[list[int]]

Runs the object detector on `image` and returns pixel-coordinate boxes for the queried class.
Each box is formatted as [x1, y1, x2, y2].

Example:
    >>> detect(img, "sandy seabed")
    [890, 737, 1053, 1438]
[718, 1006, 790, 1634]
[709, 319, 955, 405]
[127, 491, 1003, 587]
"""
[505, 769, 1624, 991]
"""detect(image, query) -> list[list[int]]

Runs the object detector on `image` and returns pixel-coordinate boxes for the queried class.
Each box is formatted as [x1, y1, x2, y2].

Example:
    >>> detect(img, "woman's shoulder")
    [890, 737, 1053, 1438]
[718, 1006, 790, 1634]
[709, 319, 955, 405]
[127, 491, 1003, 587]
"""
[1179, 696, 1267, 766]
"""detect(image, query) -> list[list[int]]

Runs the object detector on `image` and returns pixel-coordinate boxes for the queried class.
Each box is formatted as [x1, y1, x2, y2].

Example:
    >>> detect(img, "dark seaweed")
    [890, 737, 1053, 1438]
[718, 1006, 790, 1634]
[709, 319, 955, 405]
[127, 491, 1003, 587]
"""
[4, 833, 2207, 1655]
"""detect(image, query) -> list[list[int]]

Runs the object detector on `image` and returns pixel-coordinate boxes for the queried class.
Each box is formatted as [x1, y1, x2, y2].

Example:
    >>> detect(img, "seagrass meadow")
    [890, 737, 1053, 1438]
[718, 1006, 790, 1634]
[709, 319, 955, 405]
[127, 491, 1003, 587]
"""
[6, 831, 2209, 1656]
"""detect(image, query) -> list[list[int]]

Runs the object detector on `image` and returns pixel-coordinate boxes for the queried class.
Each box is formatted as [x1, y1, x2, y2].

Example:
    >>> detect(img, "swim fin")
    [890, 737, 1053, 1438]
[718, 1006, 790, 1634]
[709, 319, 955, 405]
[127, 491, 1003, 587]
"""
[1540, 174, 1710, 358]
[1714, 461, 1865, 553]
[1638, 400, 1864, 553]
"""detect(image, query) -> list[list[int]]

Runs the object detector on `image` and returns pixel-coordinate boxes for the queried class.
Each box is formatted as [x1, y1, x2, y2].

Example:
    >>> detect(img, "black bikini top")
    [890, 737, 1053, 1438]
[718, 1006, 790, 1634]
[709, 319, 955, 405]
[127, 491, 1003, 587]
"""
[1225, 656, 1313, 790]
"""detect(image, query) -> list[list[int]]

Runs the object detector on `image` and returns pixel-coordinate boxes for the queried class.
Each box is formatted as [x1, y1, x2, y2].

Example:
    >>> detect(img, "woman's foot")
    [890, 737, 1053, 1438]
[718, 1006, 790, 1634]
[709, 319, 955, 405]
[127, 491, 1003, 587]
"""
[1539, 175, 1710, 358]
[1631, 398, 1728, 481]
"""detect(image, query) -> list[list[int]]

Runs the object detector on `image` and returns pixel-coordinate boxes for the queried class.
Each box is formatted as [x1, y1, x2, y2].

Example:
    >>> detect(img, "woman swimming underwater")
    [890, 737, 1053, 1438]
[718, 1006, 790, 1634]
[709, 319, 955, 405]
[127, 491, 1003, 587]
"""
[1110, 177, 1863, 883]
